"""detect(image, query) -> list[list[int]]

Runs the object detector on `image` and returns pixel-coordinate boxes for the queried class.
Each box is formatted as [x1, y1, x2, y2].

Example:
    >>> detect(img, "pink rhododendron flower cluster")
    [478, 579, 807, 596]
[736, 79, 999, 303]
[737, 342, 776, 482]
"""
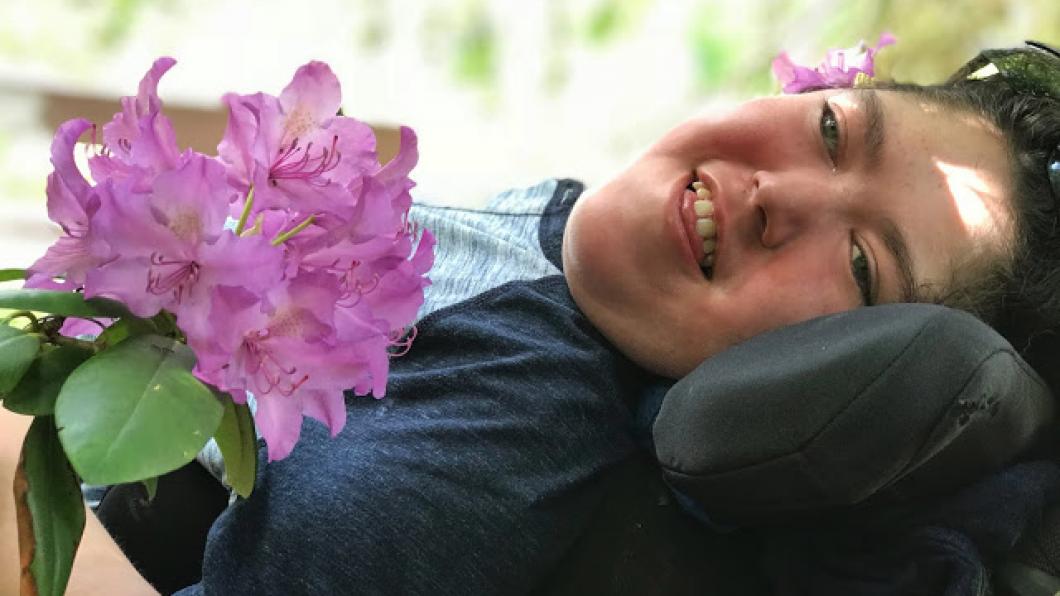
[27, 57, 435, 461]
[772, 33, 896, 93]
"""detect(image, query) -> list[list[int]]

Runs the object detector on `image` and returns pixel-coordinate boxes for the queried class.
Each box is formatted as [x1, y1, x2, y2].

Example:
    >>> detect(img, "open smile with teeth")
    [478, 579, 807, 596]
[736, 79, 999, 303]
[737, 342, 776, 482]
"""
[688, 179, 717, 278]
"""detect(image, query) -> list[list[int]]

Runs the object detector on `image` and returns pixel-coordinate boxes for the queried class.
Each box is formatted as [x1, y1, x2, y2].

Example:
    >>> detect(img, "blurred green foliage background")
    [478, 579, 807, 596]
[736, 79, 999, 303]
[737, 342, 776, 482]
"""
[0, 0, 1057, 217]
[2, 0, 1055, 96]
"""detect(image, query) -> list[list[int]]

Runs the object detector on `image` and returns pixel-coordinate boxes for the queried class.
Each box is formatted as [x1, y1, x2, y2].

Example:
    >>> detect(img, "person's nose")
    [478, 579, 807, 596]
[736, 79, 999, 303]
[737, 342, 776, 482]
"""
[749, 170, 836, 248]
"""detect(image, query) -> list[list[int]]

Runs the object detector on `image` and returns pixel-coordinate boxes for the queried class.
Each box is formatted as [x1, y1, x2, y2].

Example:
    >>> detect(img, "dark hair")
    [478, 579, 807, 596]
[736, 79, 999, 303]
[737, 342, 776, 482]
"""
[878, 74, 1060, 390]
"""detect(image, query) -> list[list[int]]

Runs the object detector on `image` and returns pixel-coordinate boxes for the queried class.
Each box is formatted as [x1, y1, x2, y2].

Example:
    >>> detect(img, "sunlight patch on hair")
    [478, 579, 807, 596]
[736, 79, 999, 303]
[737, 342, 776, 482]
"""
[934, 158, 1011, 239]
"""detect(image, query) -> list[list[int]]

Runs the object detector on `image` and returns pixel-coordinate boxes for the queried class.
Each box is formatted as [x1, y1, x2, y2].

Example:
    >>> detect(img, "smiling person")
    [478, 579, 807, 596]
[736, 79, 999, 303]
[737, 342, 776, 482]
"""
[5, 41, 1060, 595]
[565, 85, 1017, 378]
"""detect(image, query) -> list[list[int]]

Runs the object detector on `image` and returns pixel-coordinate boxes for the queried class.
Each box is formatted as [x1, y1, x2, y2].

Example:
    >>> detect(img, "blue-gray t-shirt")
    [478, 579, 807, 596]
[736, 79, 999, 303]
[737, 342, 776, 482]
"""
[177, 179, 655, 595]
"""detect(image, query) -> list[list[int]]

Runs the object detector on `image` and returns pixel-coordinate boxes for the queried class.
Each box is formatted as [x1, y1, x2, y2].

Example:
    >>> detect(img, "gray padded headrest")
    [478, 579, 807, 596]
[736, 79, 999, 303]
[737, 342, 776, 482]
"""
[653, 304, 1056, 523]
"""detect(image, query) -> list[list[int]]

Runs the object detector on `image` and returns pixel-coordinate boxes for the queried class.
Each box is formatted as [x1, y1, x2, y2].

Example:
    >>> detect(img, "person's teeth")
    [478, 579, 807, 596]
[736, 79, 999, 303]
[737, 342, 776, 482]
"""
[695, 218, 716, 239]
[693, 199, 713, 217]
[688, 179, 717, 265]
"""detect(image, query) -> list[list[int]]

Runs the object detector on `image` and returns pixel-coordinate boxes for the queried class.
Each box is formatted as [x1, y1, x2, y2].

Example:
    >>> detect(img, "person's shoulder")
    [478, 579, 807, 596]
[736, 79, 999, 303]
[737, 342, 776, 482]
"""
[411, 178, 585, 216]
[483, 178, 562, 211]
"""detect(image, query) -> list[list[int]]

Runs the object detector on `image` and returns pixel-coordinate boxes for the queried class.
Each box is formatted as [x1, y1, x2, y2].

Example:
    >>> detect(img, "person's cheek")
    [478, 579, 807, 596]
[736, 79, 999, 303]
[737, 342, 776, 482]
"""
[720, 259, 853, 344]
[703, 100, 801, 161]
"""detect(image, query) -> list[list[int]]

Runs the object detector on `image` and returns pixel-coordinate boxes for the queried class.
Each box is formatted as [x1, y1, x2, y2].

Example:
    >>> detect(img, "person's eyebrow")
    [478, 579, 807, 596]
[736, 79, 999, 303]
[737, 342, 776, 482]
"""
[880, 217, 917, 303]
[856, 90, 916, 303]
[857, 88, 886, 170]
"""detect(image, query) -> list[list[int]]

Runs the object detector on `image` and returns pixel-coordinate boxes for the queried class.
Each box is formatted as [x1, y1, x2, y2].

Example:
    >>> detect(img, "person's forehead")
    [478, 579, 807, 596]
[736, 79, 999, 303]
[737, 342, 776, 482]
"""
[881, 91, 1010, 229]
[861, 90, 1014, 291]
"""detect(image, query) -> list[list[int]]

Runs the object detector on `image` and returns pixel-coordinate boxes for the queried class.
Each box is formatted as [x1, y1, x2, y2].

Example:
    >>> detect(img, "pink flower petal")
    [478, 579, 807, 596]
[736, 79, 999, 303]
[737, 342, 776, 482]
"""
[49, 119, 94, 199]
[376, 126, 418, 185]
[128, 111, 181, 174]
[148, 154, 231, 246]
[134, 57, 177, 116]
[301, 389, 347, 438]
[217, 92, 271, 190]
[84, 254, 165, 318]
[773, 34, 896, 94]
[279, 61, 342, 128]
[45, 172, 88, 237]
[254, 390, 305, 462]
[174, 231, 284, 342]
[59, 317, 111, 338]
[26, 235, 101, 291]
[319, 116, 379, 183]
[361, 233, 434, 329]
[103, 57, 180, 172]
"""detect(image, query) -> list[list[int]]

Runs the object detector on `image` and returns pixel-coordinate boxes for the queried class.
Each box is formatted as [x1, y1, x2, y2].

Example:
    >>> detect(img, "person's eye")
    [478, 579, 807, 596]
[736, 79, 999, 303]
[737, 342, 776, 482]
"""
[850, 240, 873, 306]
[820, 102, 840, 164]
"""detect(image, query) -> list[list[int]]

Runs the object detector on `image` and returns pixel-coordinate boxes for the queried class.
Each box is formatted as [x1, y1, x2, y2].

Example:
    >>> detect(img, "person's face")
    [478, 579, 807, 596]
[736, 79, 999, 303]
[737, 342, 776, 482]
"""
[563, 89, 1013, 378]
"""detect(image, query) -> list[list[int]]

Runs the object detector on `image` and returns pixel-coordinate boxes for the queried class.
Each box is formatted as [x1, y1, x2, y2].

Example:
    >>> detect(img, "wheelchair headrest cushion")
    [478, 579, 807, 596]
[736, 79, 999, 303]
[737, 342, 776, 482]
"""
[653, 303, 1056, 523]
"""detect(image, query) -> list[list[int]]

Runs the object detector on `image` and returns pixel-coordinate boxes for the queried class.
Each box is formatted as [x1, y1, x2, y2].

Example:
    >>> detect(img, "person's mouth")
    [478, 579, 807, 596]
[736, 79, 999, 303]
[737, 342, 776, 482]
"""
[683, 175, 718, 280]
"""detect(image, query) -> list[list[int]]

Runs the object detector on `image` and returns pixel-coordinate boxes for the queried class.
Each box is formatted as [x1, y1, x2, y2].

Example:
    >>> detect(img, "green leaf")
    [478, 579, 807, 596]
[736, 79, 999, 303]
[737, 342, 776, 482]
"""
[0, 324, 41, 394]
[55, 334, 224, 485]
[96, 316, 159, 349]
[214, 392, 258, 499]
[141, 476, 158, 502]
[14, 416, 86, 596]
[0, 268, 26, 282]
[150, 310, 179, 336]
[0, 289, 135, 319]
[4, 345, 94, 416]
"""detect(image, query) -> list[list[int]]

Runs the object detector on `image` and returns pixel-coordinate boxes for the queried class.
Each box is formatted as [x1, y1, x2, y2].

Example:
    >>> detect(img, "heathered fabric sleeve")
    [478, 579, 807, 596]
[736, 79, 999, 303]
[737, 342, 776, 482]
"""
[409, 178, 562, 318]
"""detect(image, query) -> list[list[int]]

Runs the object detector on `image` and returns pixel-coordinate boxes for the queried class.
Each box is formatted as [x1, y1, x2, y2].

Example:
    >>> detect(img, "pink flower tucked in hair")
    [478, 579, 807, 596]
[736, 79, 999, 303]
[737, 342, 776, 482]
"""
[772, 33, 896, 94]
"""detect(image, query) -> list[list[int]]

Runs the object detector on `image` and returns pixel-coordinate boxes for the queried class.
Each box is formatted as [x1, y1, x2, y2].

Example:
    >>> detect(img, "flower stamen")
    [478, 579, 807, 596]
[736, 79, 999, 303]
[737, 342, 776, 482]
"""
[268, 135, 341, 187]
[244, 334, 310, 396]
[388, 326, 418, 357]
[146, 252, 201, 303]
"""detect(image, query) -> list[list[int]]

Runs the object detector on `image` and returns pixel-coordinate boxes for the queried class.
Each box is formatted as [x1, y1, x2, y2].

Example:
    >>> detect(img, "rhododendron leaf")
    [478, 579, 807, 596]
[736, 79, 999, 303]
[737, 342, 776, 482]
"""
[151, 310, 179, 336]
[213, 392, 258, 498]
[15, 416, 85, 596]
[96, 316, 159, 350]
[141, 476, 158, 502]
[0, 268, 26, 282]
[3, 345, 94, 416]
[0, 325, 41, 395]
[0, 289, 135, 319]
[55, 334, 223, 485]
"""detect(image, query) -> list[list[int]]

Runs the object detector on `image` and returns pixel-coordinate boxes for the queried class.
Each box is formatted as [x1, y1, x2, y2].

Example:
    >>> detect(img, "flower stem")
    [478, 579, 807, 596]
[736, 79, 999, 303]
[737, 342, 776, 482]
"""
[234, 186, 256, 236]
[271, 215, 316, 246]
[54, 333, 99, 353]
[1, 311, 38, 331]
